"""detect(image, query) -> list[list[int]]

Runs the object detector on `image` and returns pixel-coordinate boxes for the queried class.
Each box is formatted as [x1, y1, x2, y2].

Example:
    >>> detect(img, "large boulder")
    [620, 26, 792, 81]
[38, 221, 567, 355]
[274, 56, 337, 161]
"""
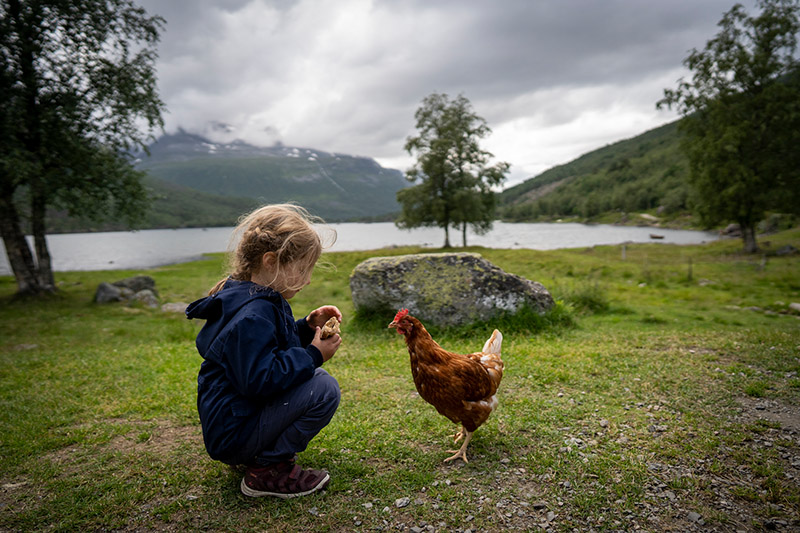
[94, 275, 159, 306]
[349, 252, 554, 327]
[113, 275, 158, 296]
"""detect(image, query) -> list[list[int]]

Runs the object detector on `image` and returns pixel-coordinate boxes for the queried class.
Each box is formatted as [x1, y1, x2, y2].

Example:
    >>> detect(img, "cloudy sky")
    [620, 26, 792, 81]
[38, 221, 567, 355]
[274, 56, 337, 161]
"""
[135, 0, 755, 188]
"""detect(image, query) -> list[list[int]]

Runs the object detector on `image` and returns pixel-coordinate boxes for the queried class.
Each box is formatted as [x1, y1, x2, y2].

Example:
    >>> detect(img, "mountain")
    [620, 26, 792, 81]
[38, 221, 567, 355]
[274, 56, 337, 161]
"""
[133, 131, 408, 223]
[499, 120, 691, 225]
[45, 122, 694, 234]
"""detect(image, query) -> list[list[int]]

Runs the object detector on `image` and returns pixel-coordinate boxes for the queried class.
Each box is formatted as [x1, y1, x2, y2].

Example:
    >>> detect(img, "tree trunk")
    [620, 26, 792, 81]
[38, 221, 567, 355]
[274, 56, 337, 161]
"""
[6, 0, 51, 294]
[31, 189, 55, 291]
[442, 203, 452, 248]
[461, 221, 467, 247]
[741, 223, 759, 254]
[0, 193, 41, 294]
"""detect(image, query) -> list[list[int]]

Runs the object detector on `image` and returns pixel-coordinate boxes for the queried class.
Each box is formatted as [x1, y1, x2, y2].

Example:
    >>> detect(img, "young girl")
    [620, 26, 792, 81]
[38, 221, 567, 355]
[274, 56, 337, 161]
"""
[186, 204, 342, 499]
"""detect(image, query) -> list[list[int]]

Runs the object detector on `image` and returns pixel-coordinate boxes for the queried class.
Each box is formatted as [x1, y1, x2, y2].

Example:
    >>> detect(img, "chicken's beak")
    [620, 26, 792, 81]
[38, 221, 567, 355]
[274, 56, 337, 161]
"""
[388, 320, 397, 329]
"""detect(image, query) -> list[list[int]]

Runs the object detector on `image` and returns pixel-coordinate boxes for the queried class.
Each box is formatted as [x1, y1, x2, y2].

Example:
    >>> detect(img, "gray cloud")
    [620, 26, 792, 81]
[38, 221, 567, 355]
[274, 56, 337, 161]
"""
[135, 0, 754, 186]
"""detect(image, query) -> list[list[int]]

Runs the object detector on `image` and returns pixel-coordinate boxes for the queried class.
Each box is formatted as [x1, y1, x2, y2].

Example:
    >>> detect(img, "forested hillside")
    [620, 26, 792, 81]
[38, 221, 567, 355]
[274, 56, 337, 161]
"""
[45, 177, 261, 233]
[137, 131, 408, 222]
[500, 121, 691, 224]
[46, 132, 409, 232]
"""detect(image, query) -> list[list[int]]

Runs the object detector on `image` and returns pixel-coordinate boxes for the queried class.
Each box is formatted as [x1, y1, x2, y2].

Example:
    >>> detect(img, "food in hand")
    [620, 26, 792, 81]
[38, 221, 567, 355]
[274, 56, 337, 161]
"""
[320, 317, 341, 339]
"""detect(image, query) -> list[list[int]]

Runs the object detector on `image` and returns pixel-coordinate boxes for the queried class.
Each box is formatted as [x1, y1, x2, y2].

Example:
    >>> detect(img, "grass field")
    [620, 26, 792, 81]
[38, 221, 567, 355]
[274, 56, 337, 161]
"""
[1, 229, 799, 532]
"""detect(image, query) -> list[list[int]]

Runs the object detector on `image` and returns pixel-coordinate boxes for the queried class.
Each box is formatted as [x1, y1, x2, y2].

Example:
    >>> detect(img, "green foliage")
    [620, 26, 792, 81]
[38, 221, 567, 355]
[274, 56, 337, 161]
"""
[399, 93, 509, 247]
[658, 0, 800, 253]
[500, 121, 691, 224]
[0, 0, 165, 293]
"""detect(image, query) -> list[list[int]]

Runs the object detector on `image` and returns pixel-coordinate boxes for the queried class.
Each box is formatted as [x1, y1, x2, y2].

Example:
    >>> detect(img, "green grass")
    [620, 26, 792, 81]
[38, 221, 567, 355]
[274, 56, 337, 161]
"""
[1, 229, 799, 531]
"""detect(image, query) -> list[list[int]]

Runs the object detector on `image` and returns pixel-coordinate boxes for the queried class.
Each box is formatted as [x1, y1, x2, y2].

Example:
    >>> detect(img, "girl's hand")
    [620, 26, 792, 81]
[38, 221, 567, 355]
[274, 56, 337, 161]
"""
[306, 305, 343, 329]
[311, 326, 341, 363]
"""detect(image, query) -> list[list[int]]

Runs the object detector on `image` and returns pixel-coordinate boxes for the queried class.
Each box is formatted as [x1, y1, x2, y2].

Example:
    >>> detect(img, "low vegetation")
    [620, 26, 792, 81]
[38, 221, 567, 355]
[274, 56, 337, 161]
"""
[1, 229, 799, 531]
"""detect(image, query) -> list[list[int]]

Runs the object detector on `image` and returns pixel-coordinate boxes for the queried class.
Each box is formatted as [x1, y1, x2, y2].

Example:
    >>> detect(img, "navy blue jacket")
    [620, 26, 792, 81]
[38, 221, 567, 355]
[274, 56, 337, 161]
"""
[185, 279, 323, 462]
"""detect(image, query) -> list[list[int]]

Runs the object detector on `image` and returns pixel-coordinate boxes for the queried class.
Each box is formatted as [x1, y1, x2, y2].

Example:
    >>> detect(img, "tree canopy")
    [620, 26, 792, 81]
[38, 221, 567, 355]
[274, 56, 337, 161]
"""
[397, 93, 508, 247]
[658, 0, 800, 253]
[0, 0, 165, 294]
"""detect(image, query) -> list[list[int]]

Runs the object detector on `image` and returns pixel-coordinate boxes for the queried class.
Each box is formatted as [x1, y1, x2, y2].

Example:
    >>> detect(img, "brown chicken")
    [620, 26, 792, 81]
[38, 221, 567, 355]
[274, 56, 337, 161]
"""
[388, 308, 504, 463]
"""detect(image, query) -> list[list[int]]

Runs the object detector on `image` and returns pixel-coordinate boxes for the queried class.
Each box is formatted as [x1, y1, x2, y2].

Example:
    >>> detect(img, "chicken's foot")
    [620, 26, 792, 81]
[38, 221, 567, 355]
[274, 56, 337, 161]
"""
[451, 427, 466, 444]
[444, 429, 473, 463]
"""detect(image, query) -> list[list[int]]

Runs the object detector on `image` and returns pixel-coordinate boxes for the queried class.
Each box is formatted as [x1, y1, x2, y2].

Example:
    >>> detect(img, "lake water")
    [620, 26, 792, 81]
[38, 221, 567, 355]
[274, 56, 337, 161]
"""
[0, 222, 719, 275]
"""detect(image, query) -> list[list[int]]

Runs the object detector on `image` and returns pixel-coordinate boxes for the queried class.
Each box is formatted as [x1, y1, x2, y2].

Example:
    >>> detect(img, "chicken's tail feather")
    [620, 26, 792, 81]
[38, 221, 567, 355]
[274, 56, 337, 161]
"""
[482, 329, 503, 355]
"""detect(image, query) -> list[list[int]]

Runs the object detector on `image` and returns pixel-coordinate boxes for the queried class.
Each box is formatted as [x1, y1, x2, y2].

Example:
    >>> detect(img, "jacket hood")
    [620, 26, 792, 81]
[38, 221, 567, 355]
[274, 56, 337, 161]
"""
[186, 279, 287, 355]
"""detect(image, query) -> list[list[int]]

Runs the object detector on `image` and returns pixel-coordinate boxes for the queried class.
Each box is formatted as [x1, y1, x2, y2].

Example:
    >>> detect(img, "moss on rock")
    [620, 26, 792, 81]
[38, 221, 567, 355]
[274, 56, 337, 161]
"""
[349, 252, 554, 327]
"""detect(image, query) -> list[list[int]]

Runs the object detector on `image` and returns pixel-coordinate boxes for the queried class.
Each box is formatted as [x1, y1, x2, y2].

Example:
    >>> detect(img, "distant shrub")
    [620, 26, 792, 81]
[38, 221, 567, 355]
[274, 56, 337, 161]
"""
[555, 280, 610, 315]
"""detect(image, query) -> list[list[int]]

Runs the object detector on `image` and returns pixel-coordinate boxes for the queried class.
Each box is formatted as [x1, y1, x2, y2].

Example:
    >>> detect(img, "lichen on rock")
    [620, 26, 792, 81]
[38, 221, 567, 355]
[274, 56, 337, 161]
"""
[349, 252, 554, 327]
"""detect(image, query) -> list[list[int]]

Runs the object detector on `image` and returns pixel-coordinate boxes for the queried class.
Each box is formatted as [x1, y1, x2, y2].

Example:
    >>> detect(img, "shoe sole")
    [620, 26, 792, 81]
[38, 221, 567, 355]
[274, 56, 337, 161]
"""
[240, 473, 330, 498]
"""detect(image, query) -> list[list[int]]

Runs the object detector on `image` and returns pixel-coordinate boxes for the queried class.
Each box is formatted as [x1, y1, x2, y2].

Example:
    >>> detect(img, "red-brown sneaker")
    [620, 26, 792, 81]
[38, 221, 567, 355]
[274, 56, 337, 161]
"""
[240, 460, 330, 498]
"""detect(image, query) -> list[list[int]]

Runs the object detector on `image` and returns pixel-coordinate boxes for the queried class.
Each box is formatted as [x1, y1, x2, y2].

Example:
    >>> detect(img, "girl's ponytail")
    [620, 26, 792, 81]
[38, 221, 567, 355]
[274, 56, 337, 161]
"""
[208, 277, 228, 296]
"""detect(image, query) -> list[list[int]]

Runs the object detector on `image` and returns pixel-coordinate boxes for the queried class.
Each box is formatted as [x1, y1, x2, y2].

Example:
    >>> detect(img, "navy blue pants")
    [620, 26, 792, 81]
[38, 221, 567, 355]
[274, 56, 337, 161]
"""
[235, 368, 340, 465]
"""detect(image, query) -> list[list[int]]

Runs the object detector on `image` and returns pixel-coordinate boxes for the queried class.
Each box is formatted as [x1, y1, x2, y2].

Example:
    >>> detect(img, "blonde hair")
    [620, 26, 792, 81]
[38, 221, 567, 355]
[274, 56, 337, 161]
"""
[209, 204, 335, 295]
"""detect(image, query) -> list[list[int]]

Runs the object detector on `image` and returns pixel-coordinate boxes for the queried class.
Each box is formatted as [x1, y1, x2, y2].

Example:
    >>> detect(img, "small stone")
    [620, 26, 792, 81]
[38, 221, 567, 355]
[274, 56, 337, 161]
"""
[363, 502, 373, 509]
[599, 419, 609, 428]
[161, 302, 188, 313]
[131, 289, 159, 308]
[113, 274, 157, 294]
[94, 282, 123, 303]
[308, 506, 319, 516]
[395, 497, 410, 508]
[687, 511, 702, 523]
[13, 344, 38, 351]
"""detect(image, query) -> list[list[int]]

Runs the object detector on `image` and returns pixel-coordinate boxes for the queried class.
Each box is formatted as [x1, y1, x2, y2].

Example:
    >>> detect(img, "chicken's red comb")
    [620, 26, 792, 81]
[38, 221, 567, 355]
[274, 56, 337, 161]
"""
[393, 308, 409, 322]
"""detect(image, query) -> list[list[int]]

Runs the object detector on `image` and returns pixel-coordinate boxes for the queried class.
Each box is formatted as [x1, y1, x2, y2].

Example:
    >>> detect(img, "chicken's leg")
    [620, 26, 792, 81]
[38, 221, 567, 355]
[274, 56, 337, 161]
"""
[444, 429, 473, 463]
